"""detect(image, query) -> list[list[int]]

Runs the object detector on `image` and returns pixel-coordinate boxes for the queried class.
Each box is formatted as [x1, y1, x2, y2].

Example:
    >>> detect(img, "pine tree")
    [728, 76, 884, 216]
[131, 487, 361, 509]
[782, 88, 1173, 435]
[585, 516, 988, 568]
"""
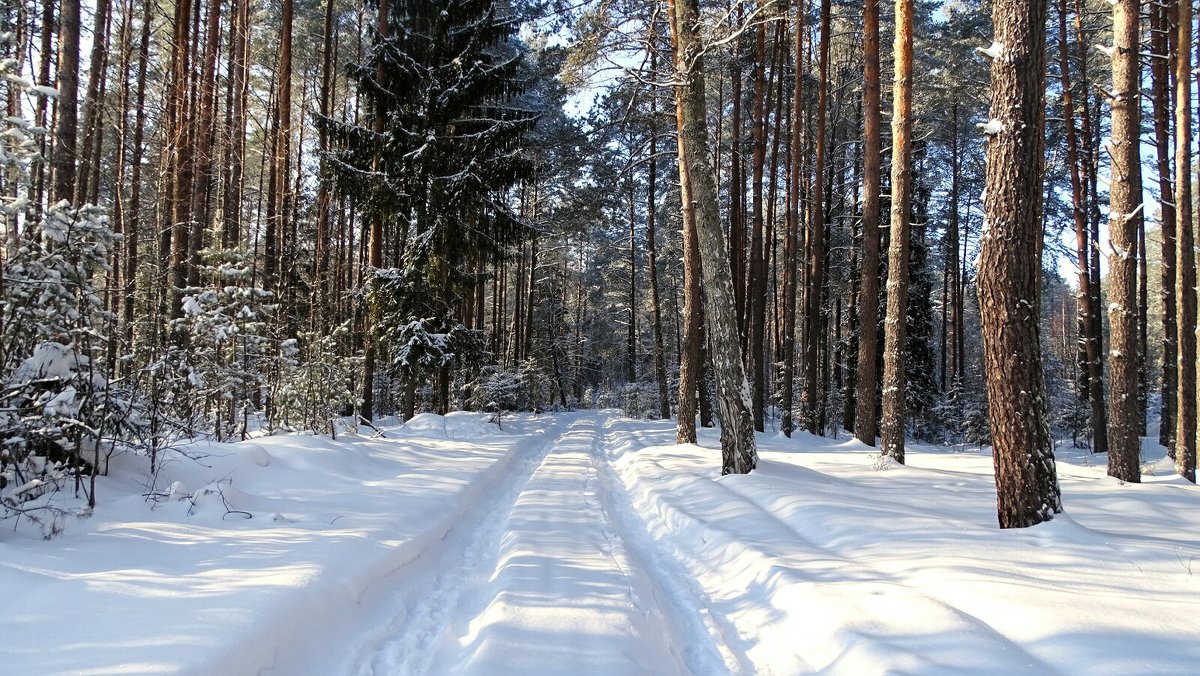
[669, 0, 756, 474]
[1104, 0, 1142, 483]
[977, 0, 1063, 527]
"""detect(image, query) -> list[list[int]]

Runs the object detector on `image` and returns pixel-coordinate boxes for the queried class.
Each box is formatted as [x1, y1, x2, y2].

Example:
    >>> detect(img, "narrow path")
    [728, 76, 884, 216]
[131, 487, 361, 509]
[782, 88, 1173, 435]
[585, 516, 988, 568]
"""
[419, 412, 698, 675]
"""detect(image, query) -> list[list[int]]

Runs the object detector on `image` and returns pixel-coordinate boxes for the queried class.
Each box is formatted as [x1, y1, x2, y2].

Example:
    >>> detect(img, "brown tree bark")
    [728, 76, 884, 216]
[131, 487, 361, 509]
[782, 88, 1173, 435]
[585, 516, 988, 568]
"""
[223, 0, 250, 249]
[75, 0, 111, 206]
[361, 0, 389, 422]
[33, 0, 55, 212]
[314, 0, 338, 329]
[1149, 0, 1176, 450]
[978, 0, 1063, 527]
[1174, 0, 1196, 482]
[748, 19, 768, 432]
[1104, 0, 1143, 483]
[188, 0, 222, 288]
[781, 0, 804, 438]
[123, 0, 151, 348]
[669, 0, 757, 474]
[167, 0, 193, 319]
[947, 101, 961, 391]
[677, 155, 702, 443]
[1071, 0, 1110, 457]
[647, 37, 671, 420]
[879, 0, 914, 463]
[1057, 0, 1108, 455]
[854, 0, 882, 446]
[804, 0, 831, 435]
[264, 0, 293, 292]
[53, 0, 80, 203]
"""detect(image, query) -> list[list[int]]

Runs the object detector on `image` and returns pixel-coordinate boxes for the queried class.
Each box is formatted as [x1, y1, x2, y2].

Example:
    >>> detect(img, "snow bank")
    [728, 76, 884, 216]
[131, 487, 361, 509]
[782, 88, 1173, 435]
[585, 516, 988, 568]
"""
[0, 417, 555, 675]
[608, 417, 1200, 675]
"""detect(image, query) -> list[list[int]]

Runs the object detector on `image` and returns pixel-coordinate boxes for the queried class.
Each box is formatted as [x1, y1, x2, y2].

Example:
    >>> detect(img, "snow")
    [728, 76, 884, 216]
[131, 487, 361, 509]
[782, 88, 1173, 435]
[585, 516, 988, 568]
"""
[13, 341, 83, 382]
[2, 412, 1197, 674]
[975, 41, 1004, 60]
[977, 119, 1004, 135]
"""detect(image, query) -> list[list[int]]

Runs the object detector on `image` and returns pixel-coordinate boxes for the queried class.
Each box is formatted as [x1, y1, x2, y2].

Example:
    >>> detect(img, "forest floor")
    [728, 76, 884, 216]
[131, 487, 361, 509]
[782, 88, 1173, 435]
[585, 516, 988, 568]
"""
[2, 411, 1198, 675]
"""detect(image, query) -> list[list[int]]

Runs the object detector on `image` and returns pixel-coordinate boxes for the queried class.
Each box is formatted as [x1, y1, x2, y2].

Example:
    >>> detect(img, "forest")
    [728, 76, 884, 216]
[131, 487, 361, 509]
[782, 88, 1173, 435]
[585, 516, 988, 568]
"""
[0, 0, 1197, 532]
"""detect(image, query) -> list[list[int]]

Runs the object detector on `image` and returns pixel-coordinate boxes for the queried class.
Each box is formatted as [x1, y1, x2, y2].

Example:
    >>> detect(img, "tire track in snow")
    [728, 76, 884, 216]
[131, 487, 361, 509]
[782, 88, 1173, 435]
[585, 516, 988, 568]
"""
[423, 412, 692, 674]
[591, 414, 742, 675]
[348, 415, 570, 676]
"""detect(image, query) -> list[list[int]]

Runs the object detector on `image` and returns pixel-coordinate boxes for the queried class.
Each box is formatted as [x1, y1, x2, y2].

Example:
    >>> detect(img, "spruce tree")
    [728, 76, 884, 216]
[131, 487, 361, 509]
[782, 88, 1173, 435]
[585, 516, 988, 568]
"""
[330, 0, 539, 417]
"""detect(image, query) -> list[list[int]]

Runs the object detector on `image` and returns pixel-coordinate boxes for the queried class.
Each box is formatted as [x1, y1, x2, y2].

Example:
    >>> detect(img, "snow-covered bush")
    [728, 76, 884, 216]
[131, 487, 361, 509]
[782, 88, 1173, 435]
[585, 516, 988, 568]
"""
[0, 201, 124, 514]
[175, 247, 277, 440]
[0, 51, 150, 526]
[276, 327, 357, 437]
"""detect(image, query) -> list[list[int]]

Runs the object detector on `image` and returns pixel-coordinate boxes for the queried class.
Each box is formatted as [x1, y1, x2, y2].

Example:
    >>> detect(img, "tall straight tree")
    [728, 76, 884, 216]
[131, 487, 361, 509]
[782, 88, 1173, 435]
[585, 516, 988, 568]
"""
[804, 0, 831, 434]
[854, 0, 882, 445]
[668, 0, 757, 475]
[646, 33, 671, 420]
[264, 0, 294, 291]
[1174, 0, 1196, 483]
[781, 0, 804, 438]
[748, 16, 768, 431]
[880, 0, 914, 463]
[977, 0, 1063, 527]
[360, 0, 388, 421]
[53, 0, 81, 203]
[165, 0, 193, 319]
[676, 136, 702, 443]
[1057, 0, 1107, 454]
[1148, 0, 1175, 451]
[1104, 0, 1142, 483]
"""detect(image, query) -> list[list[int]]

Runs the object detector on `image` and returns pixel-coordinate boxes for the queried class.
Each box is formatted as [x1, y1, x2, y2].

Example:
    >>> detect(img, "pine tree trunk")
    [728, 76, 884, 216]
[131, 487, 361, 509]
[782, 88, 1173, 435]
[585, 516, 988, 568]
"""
[748, 20, 768, 432]
[265, 0, 293, 292]
[223, 0, 250, 249]
[54, 0, 81, 203]
[75, 0, 111, 206]
[313, 0, 337, 328]
[854, 0, 882, 446]
[674, 5, 700, 444]
[1149, 0, 1176, 451]
[730, 6, 746, 349]
[1057, 0, 1106, 454]
[1104, 0, 1143, 483]
[1174, 0, 1196, 482]
[33, 0, 55, 211]
[1071, 0, 1110, 457]
[124, 0, 150, 349]
[360, 0, 389, 422]
[110, 0, 134, 358]
[627, 175, 637, 384]
[669, 0, 756, 474]
[879, 0, 914, 463]
[677, 166, 702, 443]
[188, 0, 221, 288]
[167, 0, 193, 318]
[947, 101, 961, 391]
[804, 0, 831, 435]
[978, 0, 1063, 527]
[647, 39, 671, 420]
[781, 0, 803, 438]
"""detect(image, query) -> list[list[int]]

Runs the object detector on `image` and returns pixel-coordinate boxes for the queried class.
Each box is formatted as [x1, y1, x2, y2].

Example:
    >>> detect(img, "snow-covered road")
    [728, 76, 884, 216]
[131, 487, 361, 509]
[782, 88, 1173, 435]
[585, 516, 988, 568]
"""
[3, 411, 1198, 675]
[355, 413, 729, 675]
